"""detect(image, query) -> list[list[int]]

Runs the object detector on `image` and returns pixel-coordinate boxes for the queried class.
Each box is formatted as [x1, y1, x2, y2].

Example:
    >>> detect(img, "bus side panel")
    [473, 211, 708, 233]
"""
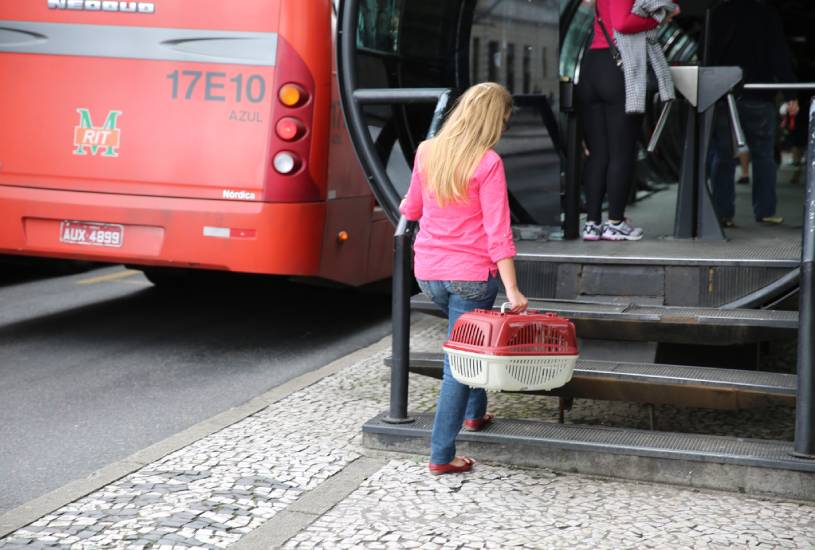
[0, 54, 273, 201]
[325, 14, 376, 200]
[366, 217, 395, 283]
[315, 9, 393, 285]
[318, 197, 373, 286]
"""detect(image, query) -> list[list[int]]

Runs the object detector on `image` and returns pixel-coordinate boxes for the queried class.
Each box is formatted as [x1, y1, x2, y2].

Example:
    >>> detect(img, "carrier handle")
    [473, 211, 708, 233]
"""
[500, 302, 530, 314]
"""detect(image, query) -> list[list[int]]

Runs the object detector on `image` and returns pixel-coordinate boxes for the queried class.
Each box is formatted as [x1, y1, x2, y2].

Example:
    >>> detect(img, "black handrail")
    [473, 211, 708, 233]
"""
[387, 92, 450, 424]
[389, 216, 418, 423]
[794, 99, 815, 458]
[347, 88, 450, 424]
[706, 83, 815, 456]
[561, 79, 581, 239]
[349, 86, 450, 423]
[710, 83, 815, 456]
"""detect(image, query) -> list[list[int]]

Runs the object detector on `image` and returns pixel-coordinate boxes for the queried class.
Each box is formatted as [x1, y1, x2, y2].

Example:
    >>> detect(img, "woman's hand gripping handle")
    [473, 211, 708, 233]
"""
[497, 257, 528, 313]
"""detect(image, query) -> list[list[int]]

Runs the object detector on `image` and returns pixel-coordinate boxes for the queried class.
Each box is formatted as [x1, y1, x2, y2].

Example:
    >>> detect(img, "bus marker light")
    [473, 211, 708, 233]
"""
[273, 152, 300, 174]
[279, 84, 307, 107]
[337, 231, 349, 242]
[276, 117, 304, 141]
[203, 227, 256, 239]
[203, 226, 229, 238]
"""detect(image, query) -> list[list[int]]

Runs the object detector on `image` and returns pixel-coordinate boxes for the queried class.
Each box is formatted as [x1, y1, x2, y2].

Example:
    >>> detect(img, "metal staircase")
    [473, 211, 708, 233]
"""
[335, 0, 815, 500]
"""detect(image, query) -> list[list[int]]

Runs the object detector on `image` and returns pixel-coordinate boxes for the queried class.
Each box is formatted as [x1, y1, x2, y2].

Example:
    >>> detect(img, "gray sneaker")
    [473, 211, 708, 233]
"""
[582, 222, 602, 241]
[602, 219, 643, 241]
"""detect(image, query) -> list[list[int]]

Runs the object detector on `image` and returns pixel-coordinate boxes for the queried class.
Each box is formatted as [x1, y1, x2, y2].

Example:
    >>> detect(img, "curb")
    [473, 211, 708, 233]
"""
[231, 456, 387, 549]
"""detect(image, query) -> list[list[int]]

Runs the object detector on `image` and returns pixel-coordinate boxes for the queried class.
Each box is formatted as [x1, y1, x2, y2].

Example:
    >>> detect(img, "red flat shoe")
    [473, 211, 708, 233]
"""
[463, 412, 494, 432]
[428, 456, 475, 475]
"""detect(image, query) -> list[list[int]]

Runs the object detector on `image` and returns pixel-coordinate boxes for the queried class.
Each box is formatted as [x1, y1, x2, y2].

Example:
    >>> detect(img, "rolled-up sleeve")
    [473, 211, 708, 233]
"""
[399, 158, 424, 221]
[479, 156, 516, 263]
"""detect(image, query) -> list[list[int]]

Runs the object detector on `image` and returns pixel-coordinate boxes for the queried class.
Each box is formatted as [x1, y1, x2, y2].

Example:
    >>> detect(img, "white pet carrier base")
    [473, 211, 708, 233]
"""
[443, 346, 578, 391]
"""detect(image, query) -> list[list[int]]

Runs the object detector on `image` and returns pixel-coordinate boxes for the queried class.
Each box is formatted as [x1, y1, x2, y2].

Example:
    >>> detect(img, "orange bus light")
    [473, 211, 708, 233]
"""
[279, 83, 307, 107]
[337, 230, 349, 242]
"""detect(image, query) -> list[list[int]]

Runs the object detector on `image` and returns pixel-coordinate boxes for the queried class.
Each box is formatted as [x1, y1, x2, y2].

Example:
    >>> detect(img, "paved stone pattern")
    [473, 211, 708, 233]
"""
[285, 459, 815, 549]
[0, 320, 445, 549]
[1, 420, 357, 549]
[2, 316, 812, 549]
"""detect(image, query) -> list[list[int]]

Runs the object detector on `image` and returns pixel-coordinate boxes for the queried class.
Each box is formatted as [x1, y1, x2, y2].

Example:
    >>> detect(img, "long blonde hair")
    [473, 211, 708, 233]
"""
[419, 83, 512, 207]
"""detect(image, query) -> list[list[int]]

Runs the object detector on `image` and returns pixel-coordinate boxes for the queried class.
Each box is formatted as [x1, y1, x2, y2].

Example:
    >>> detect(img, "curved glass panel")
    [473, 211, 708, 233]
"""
[468, 0, 561, 226]
[353, 0, 562, 225]
[559, 0, 593, 82]
[469, 1, 558, 96]
[356, 0, 402, 53]
[349, 0, 704, 228]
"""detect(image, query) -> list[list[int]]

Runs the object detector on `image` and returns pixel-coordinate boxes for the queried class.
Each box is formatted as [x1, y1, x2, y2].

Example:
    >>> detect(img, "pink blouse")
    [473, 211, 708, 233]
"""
[399, 148, 516, 282]
[590, 0, 659, 50]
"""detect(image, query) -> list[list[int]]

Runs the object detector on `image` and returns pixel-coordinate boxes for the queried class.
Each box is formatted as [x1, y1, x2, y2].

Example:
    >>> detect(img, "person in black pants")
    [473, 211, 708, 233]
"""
[576, 0, 675, 241]
[577, 48, 644, 241]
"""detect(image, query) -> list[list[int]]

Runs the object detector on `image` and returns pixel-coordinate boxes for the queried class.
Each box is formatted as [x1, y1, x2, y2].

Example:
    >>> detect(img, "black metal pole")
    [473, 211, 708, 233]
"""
[427, 90, 451, 138]
[701, 1, 726, 67]
[793, 101, 815, 458]
[561, 78, 580, 240]
[383, 91, 449, 424]
[386, 216, 416, 424]
[702, 7, 712, 67]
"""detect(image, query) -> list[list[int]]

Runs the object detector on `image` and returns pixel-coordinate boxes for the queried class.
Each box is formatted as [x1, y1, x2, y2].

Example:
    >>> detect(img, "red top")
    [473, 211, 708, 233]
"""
[590, 0, 659, 50]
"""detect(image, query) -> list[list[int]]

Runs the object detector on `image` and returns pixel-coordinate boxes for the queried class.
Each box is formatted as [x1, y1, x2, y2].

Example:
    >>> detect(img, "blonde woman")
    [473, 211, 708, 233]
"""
[400, 82, 528, 475]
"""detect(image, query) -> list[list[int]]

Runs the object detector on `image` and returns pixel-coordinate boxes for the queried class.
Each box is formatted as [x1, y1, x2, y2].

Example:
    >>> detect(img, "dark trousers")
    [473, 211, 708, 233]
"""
[711, 99, 778, 220]
[576, 49, 643, 224]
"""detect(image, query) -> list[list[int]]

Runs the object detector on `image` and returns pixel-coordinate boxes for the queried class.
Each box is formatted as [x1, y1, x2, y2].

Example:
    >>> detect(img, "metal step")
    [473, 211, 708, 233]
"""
[386, 353, 796, 409]
[362, 412, 815, 501]
[515, 238, 801, 268]
[411, 294, 798, 344]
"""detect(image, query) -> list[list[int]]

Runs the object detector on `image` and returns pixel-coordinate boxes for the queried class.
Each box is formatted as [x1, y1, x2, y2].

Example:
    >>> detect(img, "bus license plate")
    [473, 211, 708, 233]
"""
[60, 221, 124, 248]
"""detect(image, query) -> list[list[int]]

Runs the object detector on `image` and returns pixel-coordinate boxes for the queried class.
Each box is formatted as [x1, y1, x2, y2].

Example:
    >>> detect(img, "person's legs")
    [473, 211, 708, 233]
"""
[710, 102, 736, 221]
[587, 57, 643, 240]
[429, 277, 498, 465]
[738, 100, 778, 220]
[577, 51, 610, 226]
[580, 103, 610, 225]
[603, 102, 642, 222]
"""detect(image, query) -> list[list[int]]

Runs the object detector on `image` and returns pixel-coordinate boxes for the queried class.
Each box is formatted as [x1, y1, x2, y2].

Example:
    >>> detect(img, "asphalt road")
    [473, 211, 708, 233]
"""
[0, 262, 392, 514]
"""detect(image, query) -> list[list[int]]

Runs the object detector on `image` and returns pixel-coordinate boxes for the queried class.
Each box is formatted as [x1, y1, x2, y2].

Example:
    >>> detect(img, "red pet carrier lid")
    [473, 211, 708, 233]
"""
[444, 307, 578, 357]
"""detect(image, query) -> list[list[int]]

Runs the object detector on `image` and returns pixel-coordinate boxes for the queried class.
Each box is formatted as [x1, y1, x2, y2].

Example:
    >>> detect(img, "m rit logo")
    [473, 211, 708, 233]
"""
[73, 109, 122, 157]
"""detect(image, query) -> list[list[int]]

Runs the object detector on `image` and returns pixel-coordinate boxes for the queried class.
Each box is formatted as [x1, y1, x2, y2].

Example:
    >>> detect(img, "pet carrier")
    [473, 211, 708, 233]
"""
[443, 303, 579, 391]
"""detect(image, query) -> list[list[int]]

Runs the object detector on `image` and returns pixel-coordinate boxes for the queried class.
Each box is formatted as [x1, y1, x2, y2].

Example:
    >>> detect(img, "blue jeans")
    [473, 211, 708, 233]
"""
[711, 99, 778, 220]
[417, 276, 499, 465]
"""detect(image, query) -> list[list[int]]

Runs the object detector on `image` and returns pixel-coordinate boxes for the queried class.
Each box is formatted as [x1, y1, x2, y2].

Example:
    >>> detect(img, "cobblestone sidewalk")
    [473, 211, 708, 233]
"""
[1, 317, 814, 549]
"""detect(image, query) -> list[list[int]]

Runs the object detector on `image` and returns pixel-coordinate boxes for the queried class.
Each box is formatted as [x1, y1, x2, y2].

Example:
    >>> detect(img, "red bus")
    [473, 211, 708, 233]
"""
[0, 0, 392, 286]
